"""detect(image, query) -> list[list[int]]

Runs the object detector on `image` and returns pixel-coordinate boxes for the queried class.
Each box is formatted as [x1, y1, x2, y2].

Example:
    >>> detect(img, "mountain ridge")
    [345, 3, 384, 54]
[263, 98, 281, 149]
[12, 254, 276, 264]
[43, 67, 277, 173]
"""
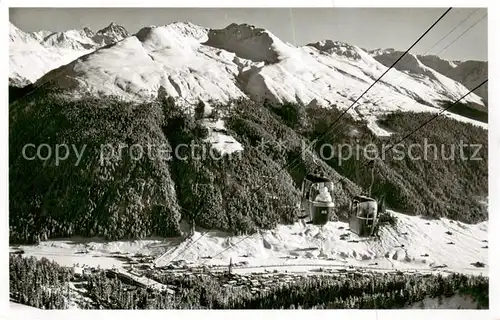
[367, 49, 488, 104]
[10, 21, 488, 134]
[9, 21, 129, 86]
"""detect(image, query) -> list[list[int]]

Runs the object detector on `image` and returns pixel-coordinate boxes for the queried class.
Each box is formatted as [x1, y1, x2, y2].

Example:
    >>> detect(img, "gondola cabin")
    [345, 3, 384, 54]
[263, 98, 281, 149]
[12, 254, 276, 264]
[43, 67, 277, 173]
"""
[299, 174, 335, 225]
[349, 195, 378, 237]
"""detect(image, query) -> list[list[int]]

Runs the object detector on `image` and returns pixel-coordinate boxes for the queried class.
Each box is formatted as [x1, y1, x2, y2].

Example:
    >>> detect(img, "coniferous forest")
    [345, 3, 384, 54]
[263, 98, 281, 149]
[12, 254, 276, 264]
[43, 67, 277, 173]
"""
[9, 92, 487, 244]
[10, 255, 489, 309]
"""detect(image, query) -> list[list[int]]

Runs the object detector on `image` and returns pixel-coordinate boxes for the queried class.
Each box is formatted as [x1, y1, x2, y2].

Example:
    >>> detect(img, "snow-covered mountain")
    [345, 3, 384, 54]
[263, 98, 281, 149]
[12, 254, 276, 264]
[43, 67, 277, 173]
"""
[9, 22, 129, 86]
[11, 22, 486, 130]
[371, 51, 482, 104]
[417, 55, 488, 104]
[366, 47, 396, 57]
[93, 22, 129, 46]
[367, 49, 488, 105]
[417, 55, 459, 76]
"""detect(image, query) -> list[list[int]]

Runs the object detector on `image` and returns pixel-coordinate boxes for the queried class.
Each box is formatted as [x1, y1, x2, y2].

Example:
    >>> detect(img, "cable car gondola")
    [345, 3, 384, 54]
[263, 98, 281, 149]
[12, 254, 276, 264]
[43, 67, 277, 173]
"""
[298, 174, 335, 225]
[347, 159, 385, 237]
[348, 195, 379, 237]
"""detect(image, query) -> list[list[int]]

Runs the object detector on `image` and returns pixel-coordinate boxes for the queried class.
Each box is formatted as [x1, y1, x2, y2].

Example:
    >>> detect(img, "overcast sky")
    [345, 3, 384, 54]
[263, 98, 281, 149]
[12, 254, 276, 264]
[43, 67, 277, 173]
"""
[10, 7, 487, 61]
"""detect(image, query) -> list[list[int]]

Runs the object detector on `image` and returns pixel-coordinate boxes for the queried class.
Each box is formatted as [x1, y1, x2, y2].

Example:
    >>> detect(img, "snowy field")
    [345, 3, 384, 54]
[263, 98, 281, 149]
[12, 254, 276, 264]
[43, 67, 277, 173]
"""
[10, 211, 488, 277]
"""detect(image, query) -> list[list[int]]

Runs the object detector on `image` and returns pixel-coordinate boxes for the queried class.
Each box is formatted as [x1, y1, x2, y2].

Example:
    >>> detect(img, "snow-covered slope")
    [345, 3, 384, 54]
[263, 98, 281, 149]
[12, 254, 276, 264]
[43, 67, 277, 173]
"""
[367, 48, 396, 57]
[417, 54, 458, 76]
[381, 52, 488, 105]
[12, 210, 488, 276]
[10, 301, 41, 310]
[154, 210, 488, 276]
[13, 22, 487, 130]
[372, 51, 484, 106]
[204, 119, 244, 155]
[34, 22, 248, 104]
[417, 55, 488, 104]
[9, 22, 128, 86]
[205, 23, 295, 63]
[445, 60, 488, 104]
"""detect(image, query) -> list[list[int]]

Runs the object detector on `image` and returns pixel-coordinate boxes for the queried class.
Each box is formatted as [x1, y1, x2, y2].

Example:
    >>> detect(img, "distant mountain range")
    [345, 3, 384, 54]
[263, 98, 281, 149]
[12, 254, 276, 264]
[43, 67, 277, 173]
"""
[9, 22, 487, 132]
[9, 22, 128, 86]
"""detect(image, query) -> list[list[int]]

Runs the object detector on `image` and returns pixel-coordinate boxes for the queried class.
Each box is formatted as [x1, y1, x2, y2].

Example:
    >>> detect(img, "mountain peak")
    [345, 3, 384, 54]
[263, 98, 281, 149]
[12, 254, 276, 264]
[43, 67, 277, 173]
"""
[93, 22, 128, 46]
[9, 22, 39, 44]
[96, 22, 127, 35]
[373, 50, 434, 78]
[307, 40, 362, 60]
[169, 21, 201, 27]
[164, 21, 209, 41]
[204, 23, 293, 63]
[9, 21, 129, 84]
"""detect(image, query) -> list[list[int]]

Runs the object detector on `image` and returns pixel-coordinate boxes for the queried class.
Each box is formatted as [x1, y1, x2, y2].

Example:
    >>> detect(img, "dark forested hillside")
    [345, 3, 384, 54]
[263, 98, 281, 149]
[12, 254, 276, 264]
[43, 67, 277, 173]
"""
[293, 106, 488, 223]
[9, 91, 488, 244]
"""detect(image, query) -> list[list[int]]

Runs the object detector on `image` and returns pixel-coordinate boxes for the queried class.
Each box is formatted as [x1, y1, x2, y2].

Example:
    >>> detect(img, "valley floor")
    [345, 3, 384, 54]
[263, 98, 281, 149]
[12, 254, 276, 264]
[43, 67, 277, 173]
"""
[8, 211, 489, 310]
[10, 211, 488, 277]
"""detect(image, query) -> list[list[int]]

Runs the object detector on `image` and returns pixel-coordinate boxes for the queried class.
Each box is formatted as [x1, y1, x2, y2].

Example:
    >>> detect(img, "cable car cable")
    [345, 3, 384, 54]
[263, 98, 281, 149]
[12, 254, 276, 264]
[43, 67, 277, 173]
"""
[435, 13, 487, 57]
[296, 7, 453, 155]
[248, 7, 453, 196]
[333, 78, 488, 188]
[166, 7, 453, 264]
[368, 8, 483, 109]
[426, 8, 481, 55]
[204, 69, 488, 269]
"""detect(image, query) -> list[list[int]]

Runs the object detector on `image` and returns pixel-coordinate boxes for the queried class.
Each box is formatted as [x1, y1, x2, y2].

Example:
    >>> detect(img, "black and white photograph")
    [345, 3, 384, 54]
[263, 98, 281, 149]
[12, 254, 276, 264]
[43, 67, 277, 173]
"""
[4, 3, 495, 313]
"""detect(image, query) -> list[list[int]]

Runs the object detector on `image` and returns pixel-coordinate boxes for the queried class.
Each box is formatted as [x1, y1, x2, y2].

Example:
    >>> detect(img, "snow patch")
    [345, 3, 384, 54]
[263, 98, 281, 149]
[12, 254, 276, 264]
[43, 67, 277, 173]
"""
[10, 302, 40, 310]
[406, 294, 479, 309]
[204, 119, 244, 155]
